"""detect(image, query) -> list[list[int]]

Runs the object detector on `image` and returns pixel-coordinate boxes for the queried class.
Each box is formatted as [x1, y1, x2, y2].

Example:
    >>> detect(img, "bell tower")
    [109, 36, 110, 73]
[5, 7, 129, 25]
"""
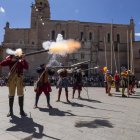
[31, 0, 51, 28]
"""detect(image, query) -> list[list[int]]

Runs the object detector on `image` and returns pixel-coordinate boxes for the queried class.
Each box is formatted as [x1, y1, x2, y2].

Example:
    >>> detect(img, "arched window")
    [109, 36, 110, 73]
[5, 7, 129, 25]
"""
[51, 30, 55, 41]
[117, 34, 120, 43]
[107, 33, 110, 43]
[61, 31, 65, 38]
[80, 32, 84, 41]
[89, 32, 92, 40]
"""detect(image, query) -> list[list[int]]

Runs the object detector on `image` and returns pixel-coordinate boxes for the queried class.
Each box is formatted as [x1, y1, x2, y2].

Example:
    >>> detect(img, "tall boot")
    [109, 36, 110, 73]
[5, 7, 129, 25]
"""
[66, 92, 70, 103]
[7, 96, 14, 117]
[78, 90, 81, 99]
[34, 93, 40, 109]
[18, 96, 27, 116]
[45, 93, 52, 109]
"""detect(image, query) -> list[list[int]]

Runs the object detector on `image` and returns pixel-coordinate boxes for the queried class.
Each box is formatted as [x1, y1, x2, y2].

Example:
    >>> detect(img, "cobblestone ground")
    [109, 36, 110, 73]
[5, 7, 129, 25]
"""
[0, 86, 140, 140]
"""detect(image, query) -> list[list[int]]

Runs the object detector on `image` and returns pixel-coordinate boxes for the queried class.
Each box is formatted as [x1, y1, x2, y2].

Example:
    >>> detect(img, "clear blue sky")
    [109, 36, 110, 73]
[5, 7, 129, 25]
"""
[0, 0, 140, 44]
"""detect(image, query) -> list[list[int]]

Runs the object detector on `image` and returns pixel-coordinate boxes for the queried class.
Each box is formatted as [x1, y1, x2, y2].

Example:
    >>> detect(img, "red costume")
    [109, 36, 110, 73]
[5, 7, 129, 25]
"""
[34, 65, 54, 109]
[0, 55, 29, 117]
[0, 55, 28, 74]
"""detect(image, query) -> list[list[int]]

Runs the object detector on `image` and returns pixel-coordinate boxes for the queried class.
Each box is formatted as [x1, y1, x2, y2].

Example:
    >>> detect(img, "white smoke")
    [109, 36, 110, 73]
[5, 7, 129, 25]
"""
[56, 34, 63, 42]
[6, 48, 16, 55]
[47, 54, 61, 67]
[42, 34, 81, 56]
[6, 48, 23, 57]
[42, 41, 51, 50]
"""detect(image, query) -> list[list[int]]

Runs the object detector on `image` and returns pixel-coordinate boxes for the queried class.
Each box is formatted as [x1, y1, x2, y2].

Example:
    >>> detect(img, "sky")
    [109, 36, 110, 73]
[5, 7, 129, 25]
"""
[0, 0, 140, 44]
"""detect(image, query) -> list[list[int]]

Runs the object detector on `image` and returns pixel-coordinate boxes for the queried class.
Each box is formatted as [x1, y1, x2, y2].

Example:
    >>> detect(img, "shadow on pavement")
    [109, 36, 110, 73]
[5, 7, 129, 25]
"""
[38, 107, 50, 112]
[6, 116, 60, 140]
[114, 94, 140, 99]
[39, 107, 76, 117]
[61, 101, 96, 109]
[62, 101, 121, 112]
[49, 108, 76, 116]
[79, 98, 102, 103]
[75, 119, 113, 128]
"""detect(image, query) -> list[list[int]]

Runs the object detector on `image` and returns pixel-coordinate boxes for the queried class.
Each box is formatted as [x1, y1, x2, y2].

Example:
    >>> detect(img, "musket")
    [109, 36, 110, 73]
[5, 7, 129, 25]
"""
[24, 49, 49, 56]
[71, 60, 90, 67]
[47, 60, 91, 69]
[5, 50, 49, 84]
[82, 67, 99, 72]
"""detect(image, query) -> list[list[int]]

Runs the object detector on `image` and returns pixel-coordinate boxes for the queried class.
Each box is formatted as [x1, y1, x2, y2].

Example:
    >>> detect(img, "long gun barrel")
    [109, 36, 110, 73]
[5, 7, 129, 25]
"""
[25, 49, 49, 56]
[82, 67, 99, 72]
[48, 60, 91, 69]
[71, 60, 90, 67]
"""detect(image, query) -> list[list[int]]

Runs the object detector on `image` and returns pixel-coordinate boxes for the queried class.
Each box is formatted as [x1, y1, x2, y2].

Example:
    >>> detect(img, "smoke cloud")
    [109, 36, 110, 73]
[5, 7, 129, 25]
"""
[6, 48, 23, 57]
[6, 48, 15, 56]
[42, 34, 81, 56]
[47, 54, 61, 67]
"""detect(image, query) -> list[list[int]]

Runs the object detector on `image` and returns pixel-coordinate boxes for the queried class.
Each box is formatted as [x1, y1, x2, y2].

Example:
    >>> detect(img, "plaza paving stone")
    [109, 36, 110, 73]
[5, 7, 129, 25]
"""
[0, 86, 140, 140]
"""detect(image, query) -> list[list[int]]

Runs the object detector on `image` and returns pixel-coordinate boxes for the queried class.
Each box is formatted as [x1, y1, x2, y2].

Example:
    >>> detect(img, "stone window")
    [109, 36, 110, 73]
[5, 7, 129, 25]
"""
[80, 32, 84, 41]
[117, 34, 120, 43]
[40, 2, 43, 5]
[81, 53, 85, 59]
[51, 30, 55, 41]
[107, 33, 110, 43]
[61, 31, 65, 38]
[89, 32, 92, 41]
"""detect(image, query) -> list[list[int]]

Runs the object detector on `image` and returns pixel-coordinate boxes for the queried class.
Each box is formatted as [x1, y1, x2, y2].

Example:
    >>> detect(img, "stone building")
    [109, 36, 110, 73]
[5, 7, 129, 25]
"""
[1, 0, 136, 77]
[0, 46, 3, 76]
[133, 41, 140, 80]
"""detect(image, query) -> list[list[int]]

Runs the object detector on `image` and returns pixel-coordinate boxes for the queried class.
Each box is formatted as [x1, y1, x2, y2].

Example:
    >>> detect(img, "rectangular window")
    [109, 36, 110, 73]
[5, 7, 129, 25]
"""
[80, 32, 84, 41]
[51, 31, 55, 40]
[107, 33, 110, 43]
[117, 34, 120, 43]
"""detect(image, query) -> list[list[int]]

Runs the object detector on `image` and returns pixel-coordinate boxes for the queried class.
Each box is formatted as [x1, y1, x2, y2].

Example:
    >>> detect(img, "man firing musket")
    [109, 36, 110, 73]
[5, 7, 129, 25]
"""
[56, 60, 90, 102]
[0, 48, 28, 117]
[34, 64, 55, 109]
[56, 65, 73, 103]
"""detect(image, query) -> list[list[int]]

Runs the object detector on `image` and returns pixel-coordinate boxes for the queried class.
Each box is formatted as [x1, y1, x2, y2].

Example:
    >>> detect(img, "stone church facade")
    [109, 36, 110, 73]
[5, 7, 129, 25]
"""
[1, 0, 138, 78]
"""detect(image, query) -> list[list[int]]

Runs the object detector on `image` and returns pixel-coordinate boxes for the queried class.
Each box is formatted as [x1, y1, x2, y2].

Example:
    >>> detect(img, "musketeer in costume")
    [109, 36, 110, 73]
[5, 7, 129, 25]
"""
[127, 70, 136, 95]
[72, 68, 83, 99]
[106, 70, 113, 96]
[0, 49, 28, 117]
[121, 68, 128, 97]
[34, 64, 55, 109]
[114, 71, 120, 92]
[56, 67, 73, 103]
